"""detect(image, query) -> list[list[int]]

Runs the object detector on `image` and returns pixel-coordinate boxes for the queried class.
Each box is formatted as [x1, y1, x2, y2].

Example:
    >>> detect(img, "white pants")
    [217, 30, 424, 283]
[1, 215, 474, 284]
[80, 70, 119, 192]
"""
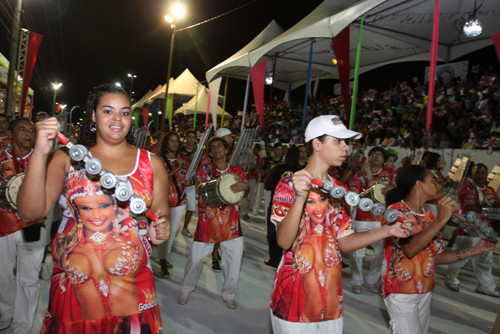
[247, 179, 257, 211]
[180, 237, 244, 300]
[185, 185, 196, 212]
[253, 181, 265, 214]
[349, 220, 384, 286]
[384, 292, 432, 334]
[264, 189, 272, 221]
[270, 310, 343, 334]
[158, 204, 187, 260]
[0, 230, 45, 334]
[446, 235, 496, 292]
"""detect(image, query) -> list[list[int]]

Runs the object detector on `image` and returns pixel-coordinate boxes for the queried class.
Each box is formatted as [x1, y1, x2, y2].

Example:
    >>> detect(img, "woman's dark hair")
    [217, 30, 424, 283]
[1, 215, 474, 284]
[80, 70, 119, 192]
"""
[284, 146, 299, 166]
[385, 165, 427, 206]
[79, 83, 135, 148]
[161, 132, 180, 157]
[425, 152, 441, 169]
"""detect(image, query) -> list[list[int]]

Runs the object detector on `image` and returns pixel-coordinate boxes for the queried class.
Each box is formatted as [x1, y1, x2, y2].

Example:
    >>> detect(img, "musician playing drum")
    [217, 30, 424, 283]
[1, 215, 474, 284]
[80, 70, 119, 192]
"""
[348, 146, 397, 294]
[0, 118, 44, 334]
[178, 136, 248, 310]
[445, 163, 500, 297]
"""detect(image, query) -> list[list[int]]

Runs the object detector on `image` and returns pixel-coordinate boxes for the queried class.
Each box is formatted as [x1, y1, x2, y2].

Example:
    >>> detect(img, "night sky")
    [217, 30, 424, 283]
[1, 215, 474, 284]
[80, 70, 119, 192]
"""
[0, 0, 324, 114]
[0, 0, 497, 118]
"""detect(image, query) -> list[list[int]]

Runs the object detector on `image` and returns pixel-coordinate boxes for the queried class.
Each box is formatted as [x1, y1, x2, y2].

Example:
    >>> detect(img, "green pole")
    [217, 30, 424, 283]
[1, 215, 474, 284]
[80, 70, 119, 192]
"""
[193, 83, 200, 130]
[349, 17, 365, 131]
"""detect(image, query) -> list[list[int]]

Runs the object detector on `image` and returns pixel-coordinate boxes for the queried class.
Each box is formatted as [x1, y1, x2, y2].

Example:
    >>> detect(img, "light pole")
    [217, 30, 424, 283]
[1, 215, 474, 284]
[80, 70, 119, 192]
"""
[4, 0, 23, 117]
[161, 2, 185, 132]
[51, 82, 62, 115]
[127, 73, 137, 97]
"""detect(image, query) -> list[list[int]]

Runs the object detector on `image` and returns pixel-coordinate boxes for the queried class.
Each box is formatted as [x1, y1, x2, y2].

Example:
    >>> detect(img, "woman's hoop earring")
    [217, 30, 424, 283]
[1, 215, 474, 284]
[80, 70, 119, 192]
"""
[90, 122, 97, 133]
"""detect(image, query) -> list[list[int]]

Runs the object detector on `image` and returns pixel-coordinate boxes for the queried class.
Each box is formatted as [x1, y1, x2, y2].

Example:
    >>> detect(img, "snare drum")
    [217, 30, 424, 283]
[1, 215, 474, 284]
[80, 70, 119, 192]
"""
[200, 173, 244, 207]
[0, 173, 25, 211]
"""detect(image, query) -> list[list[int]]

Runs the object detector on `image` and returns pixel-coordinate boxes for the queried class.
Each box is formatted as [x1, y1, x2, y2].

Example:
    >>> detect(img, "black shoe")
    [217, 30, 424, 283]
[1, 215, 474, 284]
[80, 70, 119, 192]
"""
[159, 260, 170, 278]
[342, 261, 349, 268]
[212, 260, 222, 272]
[264, 259, 278, 268]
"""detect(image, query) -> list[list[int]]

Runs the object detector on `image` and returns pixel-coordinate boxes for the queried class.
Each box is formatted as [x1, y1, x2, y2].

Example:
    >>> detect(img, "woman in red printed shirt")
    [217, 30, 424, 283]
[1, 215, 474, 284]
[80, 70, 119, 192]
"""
[381, 165, 494, 334]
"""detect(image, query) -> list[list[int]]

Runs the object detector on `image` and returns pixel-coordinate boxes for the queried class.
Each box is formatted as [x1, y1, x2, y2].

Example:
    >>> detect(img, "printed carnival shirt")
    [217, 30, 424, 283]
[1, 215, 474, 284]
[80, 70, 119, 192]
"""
[381, 201, 443, 298]
[194, 163, 247, 243]
[356, 166, 397, 222]
[269, 175, 353, 323]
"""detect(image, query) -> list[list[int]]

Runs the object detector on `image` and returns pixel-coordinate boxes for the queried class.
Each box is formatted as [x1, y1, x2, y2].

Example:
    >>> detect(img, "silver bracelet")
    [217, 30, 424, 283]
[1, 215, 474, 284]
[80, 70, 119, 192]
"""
[455, 250, 462, 261]
[466, 248, 472, 258]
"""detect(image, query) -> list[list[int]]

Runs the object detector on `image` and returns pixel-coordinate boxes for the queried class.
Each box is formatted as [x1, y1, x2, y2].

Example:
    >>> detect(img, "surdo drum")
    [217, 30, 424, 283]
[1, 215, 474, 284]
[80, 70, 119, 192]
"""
[200, 173, 244, 207]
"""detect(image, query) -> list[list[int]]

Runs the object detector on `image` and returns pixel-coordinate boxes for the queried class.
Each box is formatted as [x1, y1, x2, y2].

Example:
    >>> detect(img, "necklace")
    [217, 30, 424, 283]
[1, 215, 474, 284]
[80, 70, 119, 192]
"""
[402, 200, 424, 215]
[85, 230, 114, 244]
[313, 223, 324, 235]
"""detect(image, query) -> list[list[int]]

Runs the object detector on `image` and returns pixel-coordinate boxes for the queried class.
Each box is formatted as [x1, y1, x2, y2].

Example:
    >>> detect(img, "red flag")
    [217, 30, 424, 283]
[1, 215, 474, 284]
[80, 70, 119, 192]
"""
[332, 28, 350, 120]
[142, 104, 149, 128]
[21, 31, 44, 118]
[250, 60, 267, 129]
[492, 33, 500, 64]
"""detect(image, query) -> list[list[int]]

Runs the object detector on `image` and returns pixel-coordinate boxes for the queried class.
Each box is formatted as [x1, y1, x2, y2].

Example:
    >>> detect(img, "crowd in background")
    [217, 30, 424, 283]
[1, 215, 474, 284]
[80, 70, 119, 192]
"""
[166, 62, 500, 153]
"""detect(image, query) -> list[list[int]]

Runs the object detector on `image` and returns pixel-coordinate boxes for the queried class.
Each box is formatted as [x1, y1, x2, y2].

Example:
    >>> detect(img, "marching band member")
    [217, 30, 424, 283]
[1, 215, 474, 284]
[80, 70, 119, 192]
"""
[270, 115, 409, 333]
[178, 136, 248, 309]
[445, 163, 500, 297]
[349, 146, 397, 294]
[382, 165, 495, 333]
[158, 132, 191, 278]
[17, 83, 170, 333]
[0, 118, 44, 334]
[179, 130, 198, 238]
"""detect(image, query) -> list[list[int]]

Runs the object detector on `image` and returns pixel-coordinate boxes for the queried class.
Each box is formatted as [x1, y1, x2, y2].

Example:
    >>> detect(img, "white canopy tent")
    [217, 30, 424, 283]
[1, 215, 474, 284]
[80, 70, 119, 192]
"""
[206, 0, 499, 90]
[174, 86, 225, 116]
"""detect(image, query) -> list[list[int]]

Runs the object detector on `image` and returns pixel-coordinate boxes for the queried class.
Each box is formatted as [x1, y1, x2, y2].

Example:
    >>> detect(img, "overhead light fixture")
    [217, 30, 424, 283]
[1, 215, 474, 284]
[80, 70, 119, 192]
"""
[463, 1, 482, 38]
[265, 74, 273, 85]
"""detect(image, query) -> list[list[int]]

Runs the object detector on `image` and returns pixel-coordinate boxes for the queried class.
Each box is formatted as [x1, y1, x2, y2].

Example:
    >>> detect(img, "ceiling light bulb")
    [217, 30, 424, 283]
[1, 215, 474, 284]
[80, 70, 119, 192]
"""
[463, 18, 483, 37]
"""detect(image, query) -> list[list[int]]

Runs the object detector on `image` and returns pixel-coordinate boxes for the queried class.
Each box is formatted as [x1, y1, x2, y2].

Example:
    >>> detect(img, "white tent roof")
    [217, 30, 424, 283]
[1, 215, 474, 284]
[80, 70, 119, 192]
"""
[174, 86, 225, 116]
[206, 0, 499, 90]
[206, 20, 284, 83]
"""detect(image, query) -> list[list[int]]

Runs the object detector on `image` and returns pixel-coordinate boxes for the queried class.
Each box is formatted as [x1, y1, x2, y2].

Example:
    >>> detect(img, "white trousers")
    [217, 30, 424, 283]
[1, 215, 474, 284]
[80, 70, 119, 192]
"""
[253, 181, 265, 214]
[158, 204, 187, 260]
[0, 230, 45, 334]
[270, 310, 343, 334]
[180, 237, 244, 300]
[384, 292, 432, 334]
[446, 235, 496, 292]
[349, 220, 384, 286]
[185, 185, 196, 211]
[247, 179, 257, 211]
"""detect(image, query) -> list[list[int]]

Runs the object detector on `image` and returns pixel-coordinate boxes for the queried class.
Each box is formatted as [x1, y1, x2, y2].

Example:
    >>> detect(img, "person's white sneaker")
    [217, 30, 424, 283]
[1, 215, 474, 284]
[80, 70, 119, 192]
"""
[223, 299, 237, 309]
[178, 293, 190, 305]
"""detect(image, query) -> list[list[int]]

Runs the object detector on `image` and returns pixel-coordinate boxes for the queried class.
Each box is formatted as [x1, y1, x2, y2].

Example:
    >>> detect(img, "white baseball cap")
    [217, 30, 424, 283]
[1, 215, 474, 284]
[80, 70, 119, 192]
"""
[305, 115, 361, 142]
[216, 128, 232, 137]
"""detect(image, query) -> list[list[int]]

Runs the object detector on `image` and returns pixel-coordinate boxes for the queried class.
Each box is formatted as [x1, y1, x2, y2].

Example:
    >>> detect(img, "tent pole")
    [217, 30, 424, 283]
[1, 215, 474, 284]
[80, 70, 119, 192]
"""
[302, 38, 314, 135]
[193, 83, 200, 130]
[241, 73, 250, 133]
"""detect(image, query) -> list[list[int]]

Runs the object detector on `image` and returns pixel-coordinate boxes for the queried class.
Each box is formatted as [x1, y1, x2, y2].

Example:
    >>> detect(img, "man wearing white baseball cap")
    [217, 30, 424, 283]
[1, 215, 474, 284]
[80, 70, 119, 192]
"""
[268, 115, 410, 333]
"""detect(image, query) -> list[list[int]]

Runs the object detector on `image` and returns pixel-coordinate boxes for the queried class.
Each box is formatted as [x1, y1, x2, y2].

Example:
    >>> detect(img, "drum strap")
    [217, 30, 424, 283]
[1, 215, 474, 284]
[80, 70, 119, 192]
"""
[10, 149, 23, 174]
[165, 158, 185, 206]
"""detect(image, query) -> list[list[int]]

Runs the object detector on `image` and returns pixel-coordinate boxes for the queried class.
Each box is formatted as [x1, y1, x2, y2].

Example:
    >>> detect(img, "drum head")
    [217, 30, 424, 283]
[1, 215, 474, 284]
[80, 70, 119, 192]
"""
[218, 173, 244, 204]
[6, 173, 25, 210]
[372, 184, 386, 205]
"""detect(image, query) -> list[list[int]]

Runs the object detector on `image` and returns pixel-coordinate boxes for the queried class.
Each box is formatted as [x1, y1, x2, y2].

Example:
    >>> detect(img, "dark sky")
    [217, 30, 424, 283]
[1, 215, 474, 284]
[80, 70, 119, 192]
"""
[0, 0, 324, 114]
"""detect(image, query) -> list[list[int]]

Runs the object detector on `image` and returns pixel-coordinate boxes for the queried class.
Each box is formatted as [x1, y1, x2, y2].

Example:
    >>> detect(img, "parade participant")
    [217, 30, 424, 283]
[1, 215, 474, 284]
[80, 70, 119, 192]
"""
[423, 152, 447, 217]
[445, 163, 500, 297]
[263, 143, 284, 220]
[382, 165, 495, 333]
[17, 83, 170, 333]
[158, 132, 191, 278]
[297, 144, 308, 168]
[0, 118, 44, 334]
[349, 146, 397, 294]
[263, 146, 301, 268]
[0, 113, 11, 150]
[241, 143, 262, 220]
[178, 136, 248, 309]
[179, 130, 197, 238]
[384, 148, 398, 169]
[270, 115, 410, 333]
